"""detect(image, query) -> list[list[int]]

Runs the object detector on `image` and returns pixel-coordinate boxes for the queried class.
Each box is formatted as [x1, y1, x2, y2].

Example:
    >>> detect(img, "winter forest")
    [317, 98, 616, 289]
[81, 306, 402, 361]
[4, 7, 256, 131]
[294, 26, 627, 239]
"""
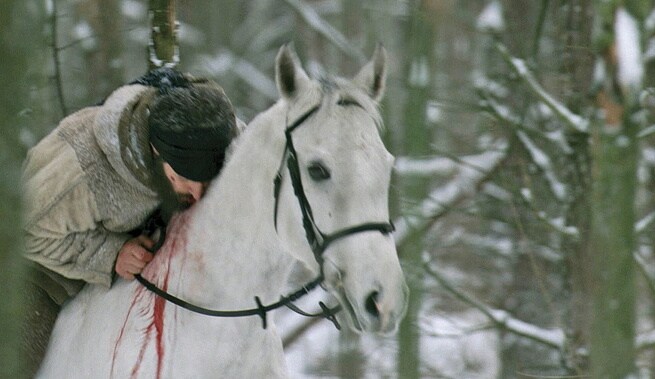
[2, 0, 655, 378]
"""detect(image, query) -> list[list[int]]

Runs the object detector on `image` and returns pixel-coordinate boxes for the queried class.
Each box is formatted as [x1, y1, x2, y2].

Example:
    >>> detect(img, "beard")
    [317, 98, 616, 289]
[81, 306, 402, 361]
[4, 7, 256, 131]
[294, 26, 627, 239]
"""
[151, 155, 194, 222]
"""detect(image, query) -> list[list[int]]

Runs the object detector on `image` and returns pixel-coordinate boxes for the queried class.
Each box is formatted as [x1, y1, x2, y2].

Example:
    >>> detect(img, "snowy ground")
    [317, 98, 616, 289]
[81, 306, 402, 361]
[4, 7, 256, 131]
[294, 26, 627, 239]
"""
[276, 292, 500, 379]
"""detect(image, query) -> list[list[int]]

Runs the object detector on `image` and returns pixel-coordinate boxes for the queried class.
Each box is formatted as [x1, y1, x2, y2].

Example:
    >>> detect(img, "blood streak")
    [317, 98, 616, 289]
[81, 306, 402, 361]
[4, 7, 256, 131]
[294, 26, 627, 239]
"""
[110, 211, 191, 379]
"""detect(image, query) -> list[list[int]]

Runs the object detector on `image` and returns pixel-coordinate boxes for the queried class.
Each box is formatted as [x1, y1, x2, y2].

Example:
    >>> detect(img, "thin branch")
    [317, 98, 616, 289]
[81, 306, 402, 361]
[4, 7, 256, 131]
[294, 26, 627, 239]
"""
[516, 130, 568, 202]
[282, 0, 367, 64]
[531, 0, 550, 59]
[50, 1, 67, 117]
[393, 146, 508, 248]
[423, 260, 566, 350]
[635, 210, 655, 234]
[495, 42, 589, 133]
[636, 329, 655, 351]
[634, 251, 655, 300]
[519, 188, 580, 239]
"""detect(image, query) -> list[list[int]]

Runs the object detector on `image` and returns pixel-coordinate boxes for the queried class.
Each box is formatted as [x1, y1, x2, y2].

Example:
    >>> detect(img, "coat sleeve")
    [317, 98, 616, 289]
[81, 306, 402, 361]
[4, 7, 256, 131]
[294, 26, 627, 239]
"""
[22, 132, 131, 287]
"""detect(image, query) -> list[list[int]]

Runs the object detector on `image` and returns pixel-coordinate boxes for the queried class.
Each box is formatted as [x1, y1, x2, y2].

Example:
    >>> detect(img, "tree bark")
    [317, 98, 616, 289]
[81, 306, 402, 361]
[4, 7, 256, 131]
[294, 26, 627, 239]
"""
[555, 0, 594, 373]
[149, 0, 178, 69]
[0, 1, 32, 376]
[76, 0, 125, 101]
[589, 4, 639, 377]
[396, 1, 438, 378]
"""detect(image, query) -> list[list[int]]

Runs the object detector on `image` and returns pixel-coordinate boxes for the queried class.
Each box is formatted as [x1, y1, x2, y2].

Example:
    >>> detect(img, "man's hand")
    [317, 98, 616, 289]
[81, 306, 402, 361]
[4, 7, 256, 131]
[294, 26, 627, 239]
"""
[115, 235, 155, 280]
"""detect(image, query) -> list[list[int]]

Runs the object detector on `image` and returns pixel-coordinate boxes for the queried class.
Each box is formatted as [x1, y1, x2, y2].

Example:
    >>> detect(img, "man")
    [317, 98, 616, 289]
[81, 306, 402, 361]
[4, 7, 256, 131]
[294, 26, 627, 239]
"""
[20, 68, 240, 377]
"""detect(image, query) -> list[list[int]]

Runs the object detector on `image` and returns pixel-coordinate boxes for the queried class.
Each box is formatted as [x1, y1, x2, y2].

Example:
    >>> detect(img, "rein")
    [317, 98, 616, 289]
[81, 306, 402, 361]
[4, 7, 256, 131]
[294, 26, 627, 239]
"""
[135, 272, 338, 329]
[135, 103, 393, 330]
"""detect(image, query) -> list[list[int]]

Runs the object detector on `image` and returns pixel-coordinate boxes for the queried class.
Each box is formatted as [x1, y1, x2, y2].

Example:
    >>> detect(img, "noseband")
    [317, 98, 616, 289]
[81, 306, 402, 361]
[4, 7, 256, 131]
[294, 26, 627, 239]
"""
[136, 104, 394, 330]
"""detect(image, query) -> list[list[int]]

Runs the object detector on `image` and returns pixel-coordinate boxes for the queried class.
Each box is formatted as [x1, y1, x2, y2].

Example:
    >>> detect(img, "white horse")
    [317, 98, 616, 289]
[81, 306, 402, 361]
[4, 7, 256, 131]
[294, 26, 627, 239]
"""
[38, 44, 408, 378]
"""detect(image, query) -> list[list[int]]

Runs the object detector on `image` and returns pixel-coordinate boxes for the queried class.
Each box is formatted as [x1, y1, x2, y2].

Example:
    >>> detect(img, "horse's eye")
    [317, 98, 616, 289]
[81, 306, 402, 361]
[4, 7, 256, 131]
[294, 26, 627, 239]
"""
[308, 162, 331, 181]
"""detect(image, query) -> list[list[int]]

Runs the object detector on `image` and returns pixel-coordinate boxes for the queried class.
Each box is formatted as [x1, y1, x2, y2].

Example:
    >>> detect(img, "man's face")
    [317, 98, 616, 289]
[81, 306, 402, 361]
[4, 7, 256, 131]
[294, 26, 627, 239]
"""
[162, 162, 210, 207]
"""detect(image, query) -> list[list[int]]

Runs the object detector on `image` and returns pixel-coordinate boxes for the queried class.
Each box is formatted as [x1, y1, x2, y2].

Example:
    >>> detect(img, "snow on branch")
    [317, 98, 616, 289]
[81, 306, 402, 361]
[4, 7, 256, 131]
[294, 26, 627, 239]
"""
[282, 0, 367, 64]
[516, 131, 568, 203]
[394, 142, 506, 177]
[195, 50, 278, 100]
[495, 43, 589, 134]
[634, 251, 655, 300]
[637, 330, 655, 351]
[635, 211, 655, 234]
[423, 261, 566, 350]
[615, 7, 643, 92]
[393, 144, 508, 247]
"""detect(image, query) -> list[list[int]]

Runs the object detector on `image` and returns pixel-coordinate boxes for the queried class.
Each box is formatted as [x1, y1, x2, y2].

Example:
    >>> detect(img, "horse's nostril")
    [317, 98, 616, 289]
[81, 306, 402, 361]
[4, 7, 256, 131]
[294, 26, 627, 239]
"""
[365, 291, 380, 318]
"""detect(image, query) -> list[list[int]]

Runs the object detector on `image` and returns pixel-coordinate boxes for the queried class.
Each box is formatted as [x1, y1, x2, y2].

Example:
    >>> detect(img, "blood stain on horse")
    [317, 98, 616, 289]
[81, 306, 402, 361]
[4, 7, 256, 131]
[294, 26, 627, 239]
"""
[110, 210, 192, 378]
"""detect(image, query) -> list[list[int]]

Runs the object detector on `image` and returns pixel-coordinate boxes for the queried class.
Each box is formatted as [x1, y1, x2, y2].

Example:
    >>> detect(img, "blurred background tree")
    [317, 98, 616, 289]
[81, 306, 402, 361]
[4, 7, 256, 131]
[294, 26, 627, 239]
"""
[2, 1, 655, 377]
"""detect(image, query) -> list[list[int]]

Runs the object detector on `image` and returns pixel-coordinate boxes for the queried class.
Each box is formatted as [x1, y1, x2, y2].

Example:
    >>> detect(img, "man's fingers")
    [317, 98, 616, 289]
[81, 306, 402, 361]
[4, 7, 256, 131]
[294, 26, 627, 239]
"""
[131, 246, 154, 262]
[141, 250, 154, 263]
[137, 235, 155, 250]
[115, 237, 156, 281]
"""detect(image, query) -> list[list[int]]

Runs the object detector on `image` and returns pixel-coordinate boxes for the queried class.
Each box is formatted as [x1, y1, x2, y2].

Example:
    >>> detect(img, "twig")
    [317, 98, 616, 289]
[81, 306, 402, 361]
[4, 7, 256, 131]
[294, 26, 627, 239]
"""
[634, 251, 655, 300]
[50, 1, 67, 117]
[393, 146, 508, 248]
[531, 0, 550, 60]
[516, 130, 568, 202]
[423, 261, 566, 350]
[282, 0, 367, 64]
[495, 42, 589, 133]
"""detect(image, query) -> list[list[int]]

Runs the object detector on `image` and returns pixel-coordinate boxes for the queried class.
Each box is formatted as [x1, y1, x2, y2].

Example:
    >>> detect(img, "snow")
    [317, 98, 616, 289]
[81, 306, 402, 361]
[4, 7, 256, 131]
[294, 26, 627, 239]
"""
[426, 102, 442, 123]
[615, 7, 644, 90]
[73, 21, 97, 51]
[489, 310, 565, 349]
[476, 1, 505, 33]
[45, 0, 53, 16]
[473, 71, 510, 98]
[408, 56, 431, 88]
[195, 50, 278, 100]
[636, 211, 655, 234]
[498, 44, 589, 133]
[646, 8, 655, 33]
[517, 131, 568, 202]
[394, 156, 457, 177]
[393, 147, 508, 246]
[121, 0, 146, 21]
[280, 293, 502, 378]
[644, 38, 655, 62]
[282, 0, 367, 64]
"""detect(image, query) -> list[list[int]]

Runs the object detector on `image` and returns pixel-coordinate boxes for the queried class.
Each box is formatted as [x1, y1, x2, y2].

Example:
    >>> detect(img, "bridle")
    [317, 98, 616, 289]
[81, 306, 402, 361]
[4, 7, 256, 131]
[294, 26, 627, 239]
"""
[273, 105, 395, 267]
[136, 103, 394, 330]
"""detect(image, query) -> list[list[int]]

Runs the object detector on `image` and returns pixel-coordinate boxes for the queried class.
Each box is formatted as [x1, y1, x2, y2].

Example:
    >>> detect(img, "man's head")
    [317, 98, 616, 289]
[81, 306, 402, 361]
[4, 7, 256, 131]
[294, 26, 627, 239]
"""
[144, 69, 238, 210]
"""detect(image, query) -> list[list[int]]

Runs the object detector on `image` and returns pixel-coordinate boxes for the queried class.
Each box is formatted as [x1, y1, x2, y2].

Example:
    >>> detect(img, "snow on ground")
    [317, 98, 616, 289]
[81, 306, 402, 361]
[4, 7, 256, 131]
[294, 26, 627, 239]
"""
[277, 291, 500, 378]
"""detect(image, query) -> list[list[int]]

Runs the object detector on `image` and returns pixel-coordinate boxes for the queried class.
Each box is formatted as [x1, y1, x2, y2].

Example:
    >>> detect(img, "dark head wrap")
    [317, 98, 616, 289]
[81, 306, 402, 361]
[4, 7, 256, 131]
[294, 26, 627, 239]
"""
[149, 120, 231, 182]
[141, 68, 238, 182]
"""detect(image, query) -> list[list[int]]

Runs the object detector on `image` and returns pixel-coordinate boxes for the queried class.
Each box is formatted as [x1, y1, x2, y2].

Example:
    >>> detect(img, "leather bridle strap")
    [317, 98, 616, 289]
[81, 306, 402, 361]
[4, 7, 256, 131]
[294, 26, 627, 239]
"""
[134, 272, 341, 329]
[273, 105, 395, 264]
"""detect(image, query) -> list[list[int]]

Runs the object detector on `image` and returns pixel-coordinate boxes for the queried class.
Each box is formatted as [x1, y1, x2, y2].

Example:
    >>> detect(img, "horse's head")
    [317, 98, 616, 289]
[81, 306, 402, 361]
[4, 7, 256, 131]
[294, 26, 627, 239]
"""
[273, 44, 408, 334]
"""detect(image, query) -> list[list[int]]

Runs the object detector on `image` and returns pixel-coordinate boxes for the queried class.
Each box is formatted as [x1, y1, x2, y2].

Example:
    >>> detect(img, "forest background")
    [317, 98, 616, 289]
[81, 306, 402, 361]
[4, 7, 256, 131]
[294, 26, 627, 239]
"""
[2, 1, 655, 378]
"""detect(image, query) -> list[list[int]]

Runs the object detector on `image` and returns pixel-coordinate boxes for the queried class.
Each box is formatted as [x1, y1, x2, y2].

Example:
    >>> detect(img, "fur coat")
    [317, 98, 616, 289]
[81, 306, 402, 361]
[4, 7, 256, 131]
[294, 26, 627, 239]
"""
[22, 84, 161, 293]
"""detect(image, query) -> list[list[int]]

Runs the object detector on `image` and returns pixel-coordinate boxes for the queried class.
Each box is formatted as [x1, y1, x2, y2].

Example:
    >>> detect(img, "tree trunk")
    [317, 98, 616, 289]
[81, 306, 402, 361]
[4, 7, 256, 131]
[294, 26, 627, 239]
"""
[396, 1, 437, 378]
[555, 0, 594, 373]
[149, 0, 178, 69]
[76, 0, 125, 101]
[0, 1, 33, 376]
[589, 4, 639, 377]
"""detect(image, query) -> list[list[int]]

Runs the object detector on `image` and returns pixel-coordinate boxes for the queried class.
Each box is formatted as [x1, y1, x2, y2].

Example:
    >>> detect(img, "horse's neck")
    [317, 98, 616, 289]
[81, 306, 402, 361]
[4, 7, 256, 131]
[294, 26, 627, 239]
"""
[146, 103, 296, 310]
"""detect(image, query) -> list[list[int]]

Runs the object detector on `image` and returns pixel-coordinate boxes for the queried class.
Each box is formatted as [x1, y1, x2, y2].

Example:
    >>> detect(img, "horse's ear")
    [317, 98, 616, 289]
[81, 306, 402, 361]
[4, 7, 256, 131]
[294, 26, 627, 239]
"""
[275, 44, 310, 100]
[354, 43, 387, 103]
